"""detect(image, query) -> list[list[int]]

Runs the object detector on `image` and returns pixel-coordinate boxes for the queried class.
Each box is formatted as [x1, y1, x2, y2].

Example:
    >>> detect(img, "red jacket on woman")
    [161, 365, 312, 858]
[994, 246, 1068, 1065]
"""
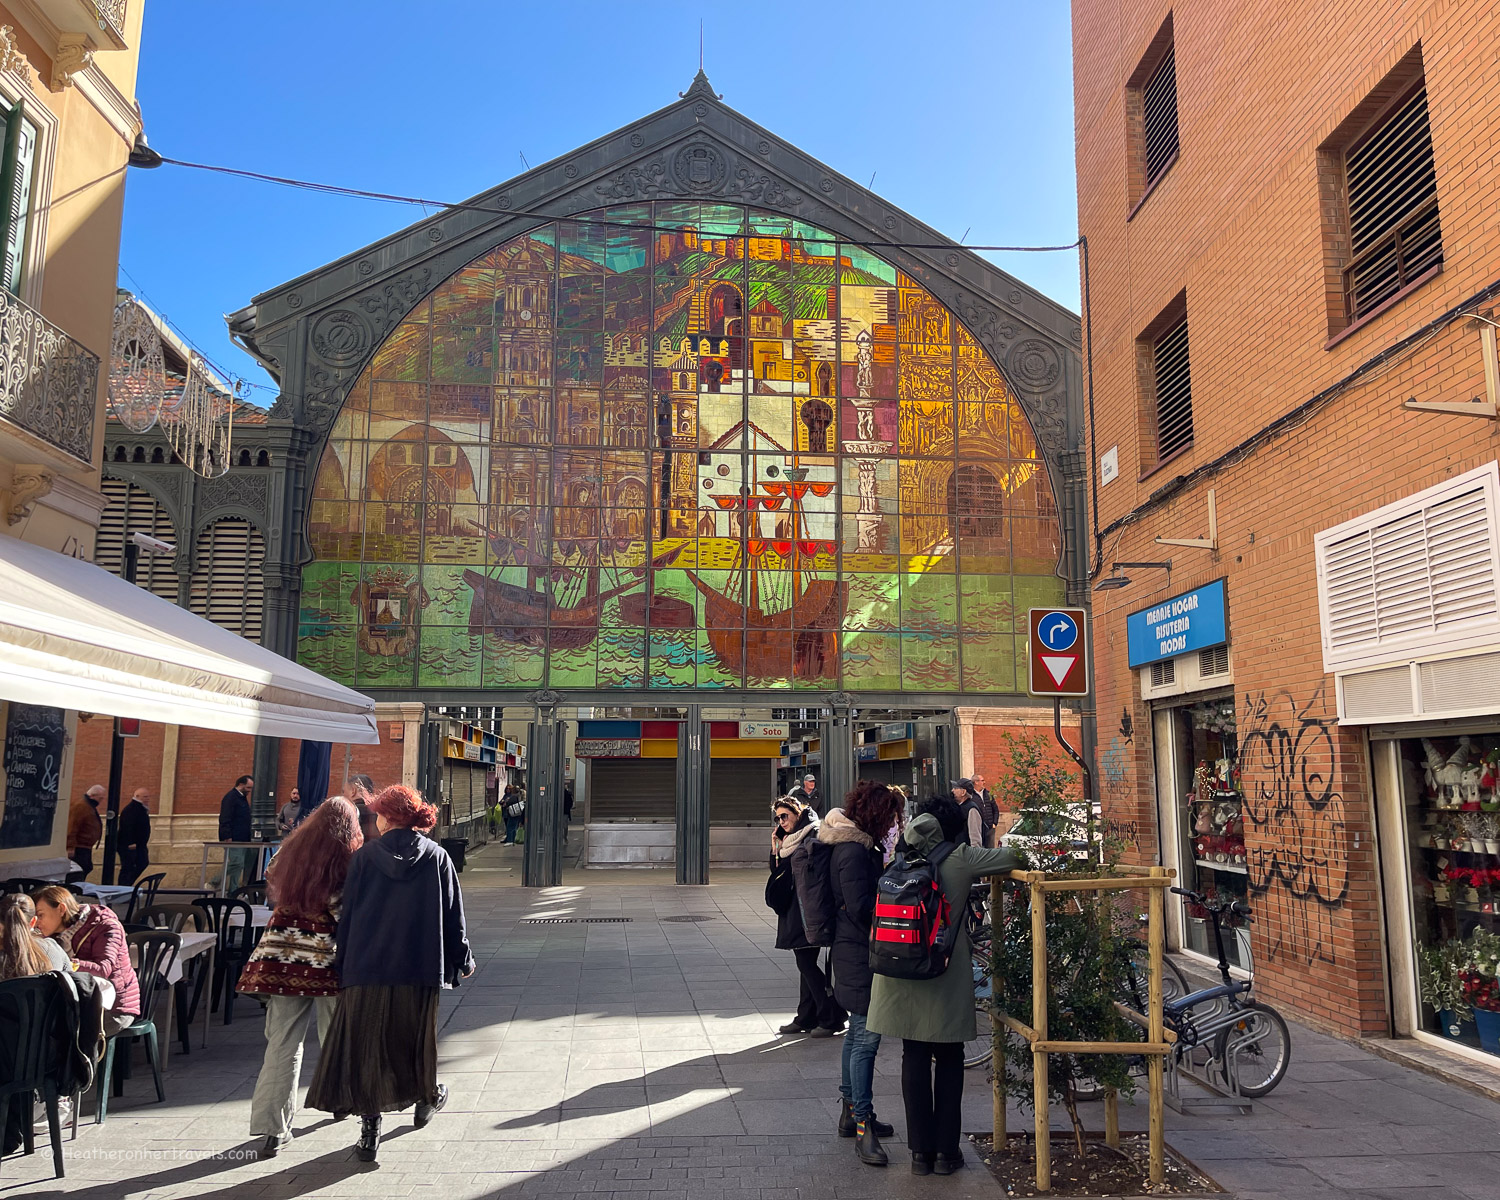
[64, 903, 141, 1017]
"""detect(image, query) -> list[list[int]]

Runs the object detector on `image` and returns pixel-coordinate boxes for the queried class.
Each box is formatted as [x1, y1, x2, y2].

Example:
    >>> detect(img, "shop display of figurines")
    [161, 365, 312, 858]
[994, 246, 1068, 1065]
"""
[1190, 758, 1246, 866]
[1421, 737, 1500, 812]
[1429, 811, 1500, 855]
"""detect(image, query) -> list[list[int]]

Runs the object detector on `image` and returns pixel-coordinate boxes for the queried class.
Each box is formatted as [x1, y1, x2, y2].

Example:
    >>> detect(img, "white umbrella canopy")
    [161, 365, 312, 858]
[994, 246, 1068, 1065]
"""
[0, 535, 378, 744]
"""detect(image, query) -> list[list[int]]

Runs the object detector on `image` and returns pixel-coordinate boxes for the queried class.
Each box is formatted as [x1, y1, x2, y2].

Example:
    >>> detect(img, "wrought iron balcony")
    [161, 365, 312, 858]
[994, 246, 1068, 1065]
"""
[0, 288, 100, 465]
[29, 0, 130, 51]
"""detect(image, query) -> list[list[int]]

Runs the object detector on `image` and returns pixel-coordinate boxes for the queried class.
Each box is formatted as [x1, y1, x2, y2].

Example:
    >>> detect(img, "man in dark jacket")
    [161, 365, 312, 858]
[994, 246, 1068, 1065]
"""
[117, 788, 152, 885]
[971, 771, 1001, 848]
[790, 773, 822, 815]
[219, 774, 255, 892]
[951, 779, 985, 848]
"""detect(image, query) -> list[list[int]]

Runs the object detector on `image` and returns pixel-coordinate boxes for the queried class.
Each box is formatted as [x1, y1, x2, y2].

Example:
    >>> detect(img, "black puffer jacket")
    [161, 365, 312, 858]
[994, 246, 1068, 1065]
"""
[818, 808, 884, 1015]
[771, 810, 819, 951]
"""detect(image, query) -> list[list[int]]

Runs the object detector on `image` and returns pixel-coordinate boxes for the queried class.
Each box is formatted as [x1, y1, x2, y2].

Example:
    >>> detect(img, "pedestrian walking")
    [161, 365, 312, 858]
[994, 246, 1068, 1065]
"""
[501, 785, 524, 844]
[31, 885, 142, 1037]
[220, 774, 256, 892]
[348, 773, 380, 844]
[117, 787, 152, 885]
[866, 796, 1021, 1176]
[819, 781, 905, 1166]
[970, 772, 1001, 847]
[67, 784, 105, 879]
[276, 788, 302, 838]
[240, 796, 364, 1159]
[305, 785, 474, 1163]
[769, 795, 843, 1037]
[790, 772, 823, 815]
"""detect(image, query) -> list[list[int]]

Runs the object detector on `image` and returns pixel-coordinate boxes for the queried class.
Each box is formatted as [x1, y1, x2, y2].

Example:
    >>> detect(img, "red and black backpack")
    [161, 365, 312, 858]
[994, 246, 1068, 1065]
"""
[868, 841, 959, 979]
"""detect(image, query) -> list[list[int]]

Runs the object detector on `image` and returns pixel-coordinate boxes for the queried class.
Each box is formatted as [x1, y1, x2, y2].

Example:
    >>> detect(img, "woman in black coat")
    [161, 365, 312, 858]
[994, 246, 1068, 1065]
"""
[306, 785, 474, 1162]
[769, 796, 843, 1037]
[818, 781, 905, 1166]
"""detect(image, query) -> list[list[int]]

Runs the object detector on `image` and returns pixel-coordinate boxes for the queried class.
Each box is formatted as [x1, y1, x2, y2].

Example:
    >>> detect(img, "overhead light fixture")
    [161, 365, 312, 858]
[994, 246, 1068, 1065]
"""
[1094, 559, 1173, 592]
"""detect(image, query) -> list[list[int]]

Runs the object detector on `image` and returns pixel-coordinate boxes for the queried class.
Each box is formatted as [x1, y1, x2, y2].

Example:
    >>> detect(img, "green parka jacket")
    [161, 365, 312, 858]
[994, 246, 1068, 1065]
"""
[865, 813, 1022, 1044]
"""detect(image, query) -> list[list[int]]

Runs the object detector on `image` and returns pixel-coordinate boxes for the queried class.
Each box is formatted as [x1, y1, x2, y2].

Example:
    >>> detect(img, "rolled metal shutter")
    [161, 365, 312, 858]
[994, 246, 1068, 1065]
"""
[710, 758, 773, 826]
[589, 759, 676, 822]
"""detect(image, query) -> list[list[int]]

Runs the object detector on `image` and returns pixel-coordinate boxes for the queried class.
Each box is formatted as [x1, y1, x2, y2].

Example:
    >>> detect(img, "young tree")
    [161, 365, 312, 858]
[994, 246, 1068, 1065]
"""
[989, 732, 1140, 1157]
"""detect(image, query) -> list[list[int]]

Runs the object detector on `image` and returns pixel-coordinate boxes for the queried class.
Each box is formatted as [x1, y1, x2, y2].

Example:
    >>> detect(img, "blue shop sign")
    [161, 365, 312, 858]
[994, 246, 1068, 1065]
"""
[1126, 580, 1228, 668]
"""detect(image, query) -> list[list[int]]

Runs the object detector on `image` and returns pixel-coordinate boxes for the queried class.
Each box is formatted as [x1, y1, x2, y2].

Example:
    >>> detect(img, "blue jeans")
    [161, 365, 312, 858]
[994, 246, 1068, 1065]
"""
[839, 1010, 882, 1120]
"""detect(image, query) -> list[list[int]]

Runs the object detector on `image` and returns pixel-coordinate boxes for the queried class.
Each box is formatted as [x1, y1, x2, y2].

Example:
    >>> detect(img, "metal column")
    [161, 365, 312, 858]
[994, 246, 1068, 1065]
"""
[676, 705, 709, 884]
[822, 693, 856, 809]
[524, 707, 567, 887]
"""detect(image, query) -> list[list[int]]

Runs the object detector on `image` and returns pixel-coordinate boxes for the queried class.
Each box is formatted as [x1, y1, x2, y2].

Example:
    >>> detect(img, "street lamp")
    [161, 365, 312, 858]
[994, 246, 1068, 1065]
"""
[102, 531, 175, 884]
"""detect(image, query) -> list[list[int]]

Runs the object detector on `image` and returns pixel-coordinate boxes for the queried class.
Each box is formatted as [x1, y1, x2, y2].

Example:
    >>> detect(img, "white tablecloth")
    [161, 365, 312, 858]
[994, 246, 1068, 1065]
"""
[79, 883, 135, 906]
[130, 930, 216, 986]
[228, 905, 272, 929]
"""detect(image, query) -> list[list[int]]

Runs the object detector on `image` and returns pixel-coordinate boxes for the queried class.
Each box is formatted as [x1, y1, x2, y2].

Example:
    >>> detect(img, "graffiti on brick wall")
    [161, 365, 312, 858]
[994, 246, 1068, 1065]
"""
[1100, 733, 1138, 847]
[1239, 686, 1347, 966]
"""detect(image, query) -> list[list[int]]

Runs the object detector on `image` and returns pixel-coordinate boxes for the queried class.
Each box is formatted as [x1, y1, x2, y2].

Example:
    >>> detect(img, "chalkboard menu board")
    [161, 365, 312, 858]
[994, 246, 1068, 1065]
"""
[1, 704, 66, 850]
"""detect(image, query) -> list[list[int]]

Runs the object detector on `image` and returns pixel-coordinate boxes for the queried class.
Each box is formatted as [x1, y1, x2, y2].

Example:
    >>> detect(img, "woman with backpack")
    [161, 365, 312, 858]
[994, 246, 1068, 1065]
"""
[768, 795, 843, 1037]
[818, 781, 904, 1167]
[866, 795, 1021, 1176]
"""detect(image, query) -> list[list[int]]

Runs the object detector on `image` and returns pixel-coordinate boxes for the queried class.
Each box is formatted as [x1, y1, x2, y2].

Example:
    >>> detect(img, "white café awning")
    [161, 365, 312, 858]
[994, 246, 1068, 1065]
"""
[0, 535, 379, 744]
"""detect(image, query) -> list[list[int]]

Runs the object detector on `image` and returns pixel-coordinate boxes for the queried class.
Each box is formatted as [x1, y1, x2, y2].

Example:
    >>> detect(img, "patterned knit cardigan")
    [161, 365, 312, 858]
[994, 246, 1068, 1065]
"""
[237, 899, 340, 997]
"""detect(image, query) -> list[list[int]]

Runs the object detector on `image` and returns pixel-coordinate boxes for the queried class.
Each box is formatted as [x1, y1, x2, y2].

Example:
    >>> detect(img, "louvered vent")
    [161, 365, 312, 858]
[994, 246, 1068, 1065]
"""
[1142, 44, 1180, 187]
[95, 477, 180, 602]
[1318, 464, 1500, 672]
[1199, 645, 1229, 677]
[1150, 659, 1176, 689]
[189, 517, 265, 641]
[1339, 664, 1414, 722]
[1343, 86, 1441, 321]
[1153, 316, 1193, 459]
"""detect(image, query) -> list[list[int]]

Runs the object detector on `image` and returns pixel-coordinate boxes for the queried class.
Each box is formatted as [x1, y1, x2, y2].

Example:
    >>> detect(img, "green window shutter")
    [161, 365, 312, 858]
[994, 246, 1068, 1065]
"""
[0, 100, 37, 295]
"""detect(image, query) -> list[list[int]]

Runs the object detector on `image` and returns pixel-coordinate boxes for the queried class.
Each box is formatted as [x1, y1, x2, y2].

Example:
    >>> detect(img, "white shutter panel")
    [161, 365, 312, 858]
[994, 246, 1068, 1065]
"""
[1317, 464, 1500, 672]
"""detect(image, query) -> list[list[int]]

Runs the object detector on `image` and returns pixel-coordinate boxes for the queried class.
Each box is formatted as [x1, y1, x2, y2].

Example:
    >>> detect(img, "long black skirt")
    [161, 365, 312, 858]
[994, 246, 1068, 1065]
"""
[305, 984, 439, 1115]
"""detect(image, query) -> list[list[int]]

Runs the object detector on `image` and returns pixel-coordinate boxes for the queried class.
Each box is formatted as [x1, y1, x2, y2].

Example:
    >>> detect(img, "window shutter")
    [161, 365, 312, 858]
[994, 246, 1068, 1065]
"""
[1153, 316, 1193, 459]
[0, 100, 35, 296]
[189, 517, 266, 640]
[1142, 44, 1180, 187]
[96, 477, 181, 603]
[1343, 86, 1442, 320]
[1317, 465, 1500, 671]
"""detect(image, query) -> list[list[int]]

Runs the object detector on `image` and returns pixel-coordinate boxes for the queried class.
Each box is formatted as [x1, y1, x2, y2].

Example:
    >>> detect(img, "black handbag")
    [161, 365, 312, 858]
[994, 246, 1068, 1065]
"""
[765, 862, 796, 915]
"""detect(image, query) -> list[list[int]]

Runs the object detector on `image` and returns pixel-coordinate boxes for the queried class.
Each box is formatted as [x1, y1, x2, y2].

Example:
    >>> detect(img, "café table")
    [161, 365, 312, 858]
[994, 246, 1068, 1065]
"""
[78, 882, 135, 909]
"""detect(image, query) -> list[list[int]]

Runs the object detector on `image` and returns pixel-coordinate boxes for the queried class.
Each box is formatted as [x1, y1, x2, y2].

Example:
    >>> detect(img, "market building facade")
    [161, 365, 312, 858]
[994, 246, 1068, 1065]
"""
[127, 74, 1088, 884]
[1074, 0, 1500, 1066]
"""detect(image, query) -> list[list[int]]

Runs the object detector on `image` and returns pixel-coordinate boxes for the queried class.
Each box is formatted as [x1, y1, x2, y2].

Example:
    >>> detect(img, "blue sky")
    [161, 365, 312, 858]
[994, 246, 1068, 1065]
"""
[120, 1, 1078, 403]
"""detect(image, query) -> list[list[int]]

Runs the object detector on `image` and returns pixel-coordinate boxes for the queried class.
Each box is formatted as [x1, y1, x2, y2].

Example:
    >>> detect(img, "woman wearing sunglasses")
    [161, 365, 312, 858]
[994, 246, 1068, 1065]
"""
[768, 796, 844, 1037]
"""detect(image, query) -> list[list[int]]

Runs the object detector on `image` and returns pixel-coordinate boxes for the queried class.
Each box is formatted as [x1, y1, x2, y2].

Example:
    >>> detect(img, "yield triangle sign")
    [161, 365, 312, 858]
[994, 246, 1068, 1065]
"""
[1041, 655, 1076, 686]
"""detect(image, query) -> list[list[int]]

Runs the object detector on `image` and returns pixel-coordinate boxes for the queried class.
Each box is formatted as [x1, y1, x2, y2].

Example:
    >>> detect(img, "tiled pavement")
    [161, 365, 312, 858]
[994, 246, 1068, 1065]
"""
[7, 842, 1500, 1199]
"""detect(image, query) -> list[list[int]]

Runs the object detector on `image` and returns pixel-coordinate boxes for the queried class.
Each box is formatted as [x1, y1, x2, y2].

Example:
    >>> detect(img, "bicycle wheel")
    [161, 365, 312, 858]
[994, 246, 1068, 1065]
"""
[1122, 941, 1191, 1010]
[965, 1004, 993, 1069]
[1213, 1001, 1291, 1097]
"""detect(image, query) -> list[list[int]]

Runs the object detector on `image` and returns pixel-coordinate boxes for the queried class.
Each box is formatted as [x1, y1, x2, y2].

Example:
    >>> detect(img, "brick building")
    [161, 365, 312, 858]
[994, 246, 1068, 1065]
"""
[1074, 1, 1500, 1066]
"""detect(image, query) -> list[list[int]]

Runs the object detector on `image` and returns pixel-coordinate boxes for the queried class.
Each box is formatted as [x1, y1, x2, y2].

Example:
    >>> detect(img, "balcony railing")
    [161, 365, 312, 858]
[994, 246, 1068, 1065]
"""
[89, 0, 128, 43]
[30, 0, 129, 50]
[0, 288, 100, 464]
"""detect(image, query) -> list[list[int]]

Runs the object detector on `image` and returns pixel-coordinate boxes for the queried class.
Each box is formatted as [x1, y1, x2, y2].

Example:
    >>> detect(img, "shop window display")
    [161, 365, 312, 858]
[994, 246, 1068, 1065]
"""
[1398, 735, 1500, 1058]
[1171, 697, 1250, 969]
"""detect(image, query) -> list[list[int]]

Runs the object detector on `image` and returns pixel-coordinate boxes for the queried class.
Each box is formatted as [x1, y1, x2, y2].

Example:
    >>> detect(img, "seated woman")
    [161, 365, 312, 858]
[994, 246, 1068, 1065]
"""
[0, 892, 70, 980]
[31, 886, 140, 1036]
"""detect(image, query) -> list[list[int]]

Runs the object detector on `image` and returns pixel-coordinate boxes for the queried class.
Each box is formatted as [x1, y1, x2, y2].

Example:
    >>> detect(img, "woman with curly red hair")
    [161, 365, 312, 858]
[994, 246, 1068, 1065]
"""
[239, 796, 363, 1159]
[306, 785, 473, 1162]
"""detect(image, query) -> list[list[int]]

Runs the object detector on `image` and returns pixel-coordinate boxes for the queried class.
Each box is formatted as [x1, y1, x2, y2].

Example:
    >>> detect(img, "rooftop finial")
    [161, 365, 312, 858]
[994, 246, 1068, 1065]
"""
[681, 22, 722, 100]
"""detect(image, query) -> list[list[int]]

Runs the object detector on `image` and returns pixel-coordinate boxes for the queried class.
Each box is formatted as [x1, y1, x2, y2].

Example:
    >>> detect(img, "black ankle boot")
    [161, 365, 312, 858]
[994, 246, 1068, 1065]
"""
[838, 1097, 857, 1137]
[414, 1084, 448, 1129]
[856, 1120, 889, 1167]
[355, 1114, 381, 1162]
[911, 1152, 934, 1176]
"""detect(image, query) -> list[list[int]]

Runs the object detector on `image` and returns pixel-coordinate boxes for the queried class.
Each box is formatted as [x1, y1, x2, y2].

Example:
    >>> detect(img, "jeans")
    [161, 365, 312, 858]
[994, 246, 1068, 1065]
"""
[224, 847, 258, 893]
[793, 947, 844, 1030]
[503, 814, 520, 843]
[249, 994, 337, 1138]
[839, 1010, 882, 1119]
[901, 1039, 965, 1158]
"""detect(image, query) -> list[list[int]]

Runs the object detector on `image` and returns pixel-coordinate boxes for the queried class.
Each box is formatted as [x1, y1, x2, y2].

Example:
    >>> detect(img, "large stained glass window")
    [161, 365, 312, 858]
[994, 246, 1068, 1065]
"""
[299, 205, 1064, 692]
